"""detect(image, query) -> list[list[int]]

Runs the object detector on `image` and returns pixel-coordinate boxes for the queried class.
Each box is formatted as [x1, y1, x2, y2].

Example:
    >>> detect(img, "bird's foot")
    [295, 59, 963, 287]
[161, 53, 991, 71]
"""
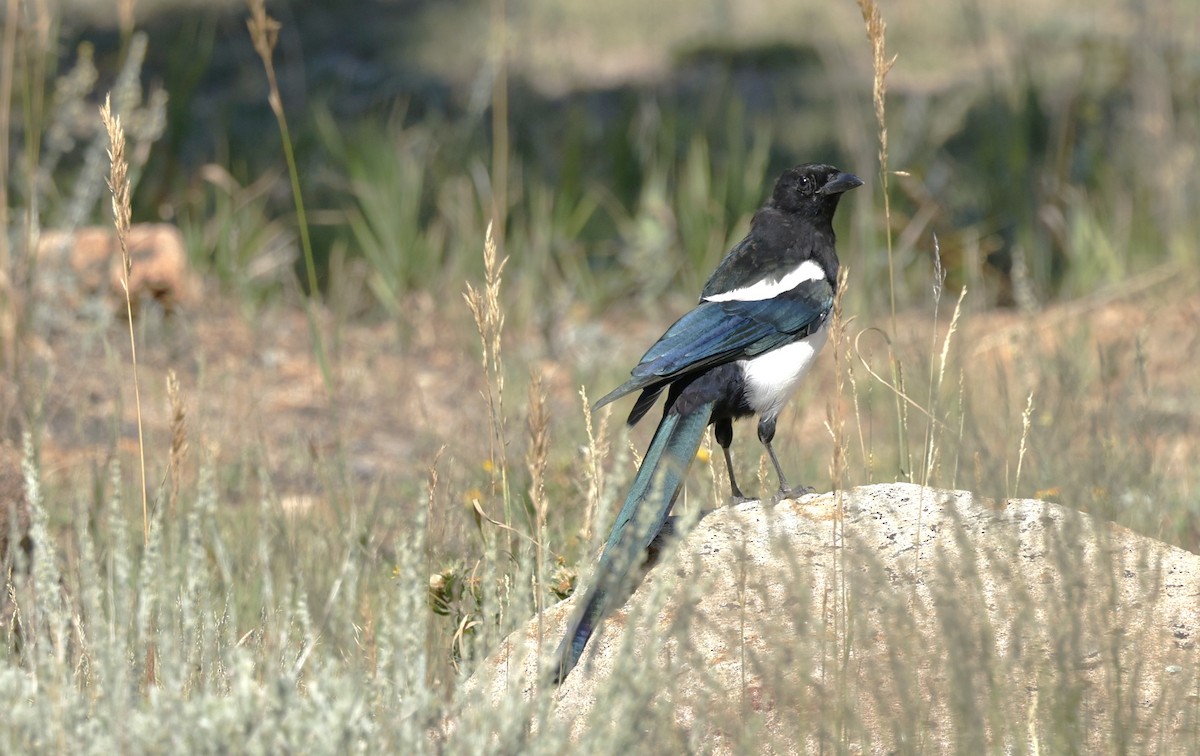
[773, 485, 815, 503]
[729, 493, 758, 505]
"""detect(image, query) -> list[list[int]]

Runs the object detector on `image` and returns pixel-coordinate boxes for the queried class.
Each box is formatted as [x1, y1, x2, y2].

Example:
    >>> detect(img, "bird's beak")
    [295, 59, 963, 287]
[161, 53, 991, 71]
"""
[819, 172, 864, 195]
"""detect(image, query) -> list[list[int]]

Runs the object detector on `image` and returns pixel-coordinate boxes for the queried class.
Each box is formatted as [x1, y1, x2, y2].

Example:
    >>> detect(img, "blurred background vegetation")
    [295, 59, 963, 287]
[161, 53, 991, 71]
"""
[11, 0, 1198, 314]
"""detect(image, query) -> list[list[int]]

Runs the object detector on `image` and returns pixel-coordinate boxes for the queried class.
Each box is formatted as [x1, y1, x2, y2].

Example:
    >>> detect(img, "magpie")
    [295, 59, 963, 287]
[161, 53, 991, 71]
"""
[552, 163, 861, 684]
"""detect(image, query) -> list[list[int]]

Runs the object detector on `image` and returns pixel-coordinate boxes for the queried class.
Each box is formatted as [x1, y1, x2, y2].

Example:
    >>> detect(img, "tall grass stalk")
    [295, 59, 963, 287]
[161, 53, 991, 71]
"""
[857, 0, 910, 479]
[464, 223, 512, 529]
[526, 372, 549, 646]
[920, 239, 947, 489]
[246, 0, 332, 390]
[857, 0, 897, 331]
[166, 369, 187, 513]
[919, 238, 968, 489]
[827, 266, 853, 496]
[577, 386, 609, 547]
[100, 95, 149, 545]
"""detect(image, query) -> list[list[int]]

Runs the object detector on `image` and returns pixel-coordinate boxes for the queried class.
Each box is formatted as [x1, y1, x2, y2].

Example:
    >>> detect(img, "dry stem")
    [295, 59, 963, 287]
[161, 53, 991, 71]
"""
[167, 370, 187, 513]
[100, 94, 149, 545]
[858, 0, 909, 479]
[246, 0, 331, 389]
[526, 372, 549, 615]
[464, 222, 511, 525]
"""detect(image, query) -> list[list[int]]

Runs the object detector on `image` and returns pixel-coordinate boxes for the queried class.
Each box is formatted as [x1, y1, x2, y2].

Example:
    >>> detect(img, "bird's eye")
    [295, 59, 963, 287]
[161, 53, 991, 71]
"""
[798, 176, 814, 195]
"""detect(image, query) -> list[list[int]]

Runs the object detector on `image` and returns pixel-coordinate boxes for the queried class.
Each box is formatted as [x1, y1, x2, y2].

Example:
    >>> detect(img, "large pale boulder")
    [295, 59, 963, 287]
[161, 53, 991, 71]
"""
[469, 483, 1200, 752]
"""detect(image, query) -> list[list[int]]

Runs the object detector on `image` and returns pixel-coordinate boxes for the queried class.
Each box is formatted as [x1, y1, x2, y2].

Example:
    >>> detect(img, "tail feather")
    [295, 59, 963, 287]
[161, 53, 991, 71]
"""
[626, 386, 664, 427]
[553, 401, 715, 683]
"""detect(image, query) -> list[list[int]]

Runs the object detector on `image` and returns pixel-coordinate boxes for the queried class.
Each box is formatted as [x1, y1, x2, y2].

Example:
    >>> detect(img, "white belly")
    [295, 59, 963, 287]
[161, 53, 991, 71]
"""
[740, 326, 828, 419]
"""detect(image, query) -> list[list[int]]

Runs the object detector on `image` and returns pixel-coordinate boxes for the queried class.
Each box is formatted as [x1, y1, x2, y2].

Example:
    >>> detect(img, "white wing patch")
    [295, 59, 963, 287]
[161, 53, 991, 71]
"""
[702, 259, 825, 303]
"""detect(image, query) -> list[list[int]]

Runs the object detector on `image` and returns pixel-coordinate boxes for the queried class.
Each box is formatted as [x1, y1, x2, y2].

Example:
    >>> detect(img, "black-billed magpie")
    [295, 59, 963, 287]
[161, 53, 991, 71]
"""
[553, 163, 861, 683]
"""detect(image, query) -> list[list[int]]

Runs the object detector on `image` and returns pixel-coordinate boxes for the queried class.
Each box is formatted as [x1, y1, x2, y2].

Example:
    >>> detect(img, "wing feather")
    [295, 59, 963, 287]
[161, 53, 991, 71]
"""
[594, 278, 834, 420]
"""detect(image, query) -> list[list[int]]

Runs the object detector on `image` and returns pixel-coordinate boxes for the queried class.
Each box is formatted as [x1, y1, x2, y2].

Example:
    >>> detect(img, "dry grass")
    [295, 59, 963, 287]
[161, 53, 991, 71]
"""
[165, 368, 187, 511]
[527, 372, 550, 612]
[856, 0, 918, 489]
[246, 0, 331, 389]
[100, 95, 149, 545]
[576, 385, 612, 550]
[857, 0, 897, 329]
[464, 223, 512, 528]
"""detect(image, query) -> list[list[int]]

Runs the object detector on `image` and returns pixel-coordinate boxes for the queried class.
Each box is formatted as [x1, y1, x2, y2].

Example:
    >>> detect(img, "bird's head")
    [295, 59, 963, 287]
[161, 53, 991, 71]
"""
[770, 163, 863, 219]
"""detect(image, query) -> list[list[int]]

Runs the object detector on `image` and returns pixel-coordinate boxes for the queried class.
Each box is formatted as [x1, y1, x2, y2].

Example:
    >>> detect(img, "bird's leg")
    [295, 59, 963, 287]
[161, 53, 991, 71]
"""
[758, 416, 814, 500]
[715, 417, 753, 503]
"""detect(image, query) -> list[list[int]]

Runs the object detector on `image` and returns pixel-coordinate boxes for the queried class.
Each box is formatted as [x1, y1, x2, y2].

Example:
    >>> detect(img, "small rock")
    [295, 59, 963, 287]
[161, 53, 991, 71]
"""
[38, 223, 195, 315]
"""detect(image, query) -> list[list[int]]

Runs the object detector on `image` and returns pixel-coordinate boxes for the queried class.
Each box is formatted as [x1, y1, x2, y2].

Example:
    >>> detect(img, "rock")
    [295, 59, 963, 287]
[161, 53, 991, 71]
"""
[469, 483, 1200, 752]
[37, 223, 195, 314]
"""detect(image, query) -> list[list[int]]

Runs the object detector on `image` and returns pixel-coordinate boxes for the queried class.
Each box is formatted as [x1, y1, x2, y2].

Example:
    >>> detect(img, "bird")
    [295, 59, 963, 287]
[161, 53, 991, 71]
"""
[552, 163, 862, 683]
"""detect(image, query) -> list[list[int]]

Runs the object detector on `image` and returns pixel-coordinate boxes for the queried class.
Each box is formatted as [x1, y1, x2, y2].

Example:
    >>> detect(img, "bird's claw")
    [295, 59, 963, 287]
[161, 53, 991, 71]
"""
[773, 485, 815, 503]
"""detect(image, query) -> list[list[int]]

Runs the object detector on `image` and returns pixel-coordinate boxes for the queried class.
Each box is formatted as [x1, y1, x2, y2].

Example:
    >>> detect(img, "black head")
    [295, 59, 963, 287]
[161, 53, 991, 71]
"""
[769, 163, 863, 219]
